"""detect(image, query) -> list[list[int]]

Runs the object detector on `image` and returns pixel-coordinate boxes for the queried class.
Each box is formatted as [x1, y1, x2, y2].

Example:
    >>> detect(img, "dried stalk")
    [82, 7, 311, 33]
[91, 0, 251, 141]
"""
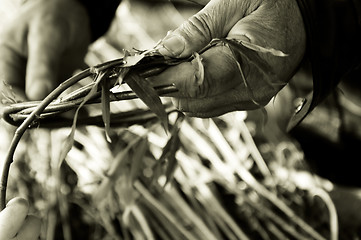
[181, 119, 326, 240]
[0, 51, 189, 210]
[134, 181, 199, 240]
[0, 69, 91, 210]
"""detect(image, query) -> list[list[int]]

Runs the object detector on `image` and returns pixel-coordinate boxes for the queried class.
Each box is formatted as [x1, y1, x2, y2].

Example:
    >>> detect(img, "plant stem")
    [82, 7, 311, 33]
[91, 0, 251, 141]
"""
[0, 69, 91, 210]
[134, 181, 198, 240]
[3, 85, 178, 127]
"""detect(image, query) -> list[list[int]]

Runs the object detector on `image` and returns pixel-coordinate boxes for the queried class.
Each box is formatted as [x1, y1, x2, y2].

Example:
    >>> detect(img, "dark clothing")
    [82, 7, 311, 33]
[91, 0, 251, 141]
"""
[78, 0, 121, 41]
[292, 0, 361, 186]
[289, 0, 361, 129]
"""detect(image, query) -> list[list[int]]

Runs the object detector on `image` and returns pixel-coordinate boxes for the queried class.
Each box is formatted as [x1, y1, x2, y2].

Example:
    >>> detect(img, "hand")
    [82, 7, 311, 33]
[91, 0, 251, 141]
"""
[153, 0, 306, 117]
[0, 0, 91, 102]
[0, 198, 41, 240]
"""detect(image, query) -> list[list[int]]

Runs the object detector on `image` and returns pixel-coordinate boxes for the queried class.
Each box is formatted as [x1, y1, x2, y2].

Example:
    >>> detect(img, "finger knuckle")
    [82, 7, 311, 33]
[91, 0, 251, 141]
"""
[186, 13, 213, 40]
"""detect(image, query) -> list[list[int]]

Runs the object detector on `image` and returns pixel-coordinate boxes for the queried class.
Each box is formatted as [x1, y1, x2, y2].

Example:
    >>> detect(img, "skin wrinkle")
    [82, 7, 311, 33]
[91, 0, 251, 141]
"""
[219, 0, 253, 36]
[178, 91, 262, 117]
[200, 48, 237, 97]
[185, 0, 259, 46]
[257, 3, 289, 51]
[209, 1, 230, 37]
[171, 63, 271, 116]
[231, 1, 305, 86]
[168, 45, 239, 99]
[229, 44, 275, 104]
[241, 59, 279, 105]
[153, 0, 305, 117]
[243, 0, 262, 16]
[227, 48, 279, 108]
[188, 13, 213, 41]
[0, 0, 305, 120]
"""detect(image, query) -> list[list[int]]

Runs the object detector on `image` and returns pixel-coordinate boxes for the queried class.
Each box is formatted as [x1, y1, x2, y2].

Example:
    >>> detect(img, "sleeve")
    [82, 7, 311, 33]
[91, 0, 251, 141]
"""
[288, 0, 361, 130]
[77, 0, 122, 41]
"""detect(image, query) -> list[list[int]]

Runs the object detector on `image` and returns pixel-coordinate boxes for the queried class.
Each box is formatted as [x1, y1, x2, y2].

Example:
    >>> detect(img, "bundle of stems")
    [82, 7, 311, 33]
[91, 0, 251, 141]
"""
[0, 1, 340, 239]
[0, 47, 190, 210]
[0, 35, 286, 210]
[3, 110, 335, 239]
[0, 43, 337, 240]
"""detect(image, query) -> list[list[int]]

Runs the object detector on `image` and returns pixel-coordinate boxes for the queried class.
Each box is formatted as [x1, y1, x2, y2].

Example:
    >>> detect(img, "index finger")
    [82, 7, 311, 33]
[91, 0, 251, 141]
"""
[0, 198, 29, 239]
[25, 14, 69, 100]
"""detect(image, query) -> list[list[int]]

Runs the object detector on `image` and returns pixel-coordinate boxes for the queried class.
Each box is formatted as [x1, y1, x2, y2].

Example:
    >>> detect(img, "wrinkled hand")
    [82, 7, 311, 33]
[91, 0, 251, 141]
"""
[0, 0, 91, 101]
[0, 198, 41, 240]
[153, 0, 306, 117]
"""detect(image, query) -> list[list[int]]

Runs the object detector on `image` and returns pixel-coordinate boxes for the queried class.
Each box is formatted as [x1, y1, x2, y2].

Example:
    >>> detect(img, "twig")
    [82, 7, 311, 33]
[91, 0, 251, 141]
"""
[184, 118, 326, 240]
[134, 181, 198, 240]
[0, 51, 189, 210]
[0, 69, 91, 210]
[3, 85, 178, 126]
[312, 188, 338, 240]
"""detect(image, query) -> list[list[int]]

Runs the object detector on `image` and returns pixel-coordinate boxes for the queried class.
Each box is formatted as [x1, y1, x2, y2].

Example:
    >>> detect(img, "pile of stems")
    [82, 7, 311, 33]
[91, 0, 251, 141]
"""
[0, 52, 187, 210]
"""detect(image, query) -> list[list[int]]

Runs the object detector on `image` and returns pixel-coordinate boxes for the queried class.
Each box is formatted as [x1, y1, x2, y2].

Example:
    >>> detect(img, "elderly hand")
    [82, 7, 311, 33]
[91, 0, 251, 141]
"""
[0, 198, 41, 240]
[0, 0, 91, 102]
[153, 0, 306, 117]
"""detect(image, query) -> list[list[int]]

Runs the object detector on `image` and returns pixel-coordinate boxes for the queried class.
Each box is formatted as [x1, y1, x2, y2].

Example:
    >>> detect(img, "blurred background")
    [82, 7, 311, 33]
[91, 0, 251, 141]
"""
[1, 0, 361, 239]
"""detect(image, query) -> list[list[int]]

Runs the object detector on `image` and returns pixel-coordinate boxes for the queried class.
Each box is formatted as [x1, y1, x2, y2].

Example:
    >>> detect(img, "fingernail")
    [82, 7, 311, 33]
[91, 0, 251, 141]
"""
[159, 35, 185, 57]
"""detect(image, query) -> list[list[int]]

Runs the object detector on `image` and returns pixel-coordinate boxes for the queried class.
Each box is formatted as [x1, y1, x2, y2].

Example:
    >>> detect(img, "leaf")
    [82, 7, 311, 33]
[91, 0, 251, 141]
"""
[114, 68, 129, 86]
[58, 72, 107, 169]
[101, 79, 112, 142]
[107, 135, 141, 178]
[164, 134, 180, 186]
[1, 82, 17, 104]
[213, 38, 285, 106]
[158, 113, 184, 186]
[156, 113, 183, 164]
[239, 39, 288, 57]
[93, 178, 112, 204]
[150, 163, 164, 186]
[123, 54, 145, 67]
[192, 52, 204, 86]
[126, 73, 169, 132]
[129, 137, 148, 184]
[122, 206, 132, 226]
[131, 205, 155, 240]
[222, 38, 274, 75]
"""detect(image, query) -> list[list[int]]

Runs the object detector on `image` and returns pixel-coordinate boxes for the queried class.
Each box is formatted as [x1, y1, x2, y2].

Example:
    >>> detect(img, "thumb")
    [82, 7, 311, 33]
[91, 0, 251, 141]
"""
[0, 198, 29, 239]
[158, 0, 247, 58]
